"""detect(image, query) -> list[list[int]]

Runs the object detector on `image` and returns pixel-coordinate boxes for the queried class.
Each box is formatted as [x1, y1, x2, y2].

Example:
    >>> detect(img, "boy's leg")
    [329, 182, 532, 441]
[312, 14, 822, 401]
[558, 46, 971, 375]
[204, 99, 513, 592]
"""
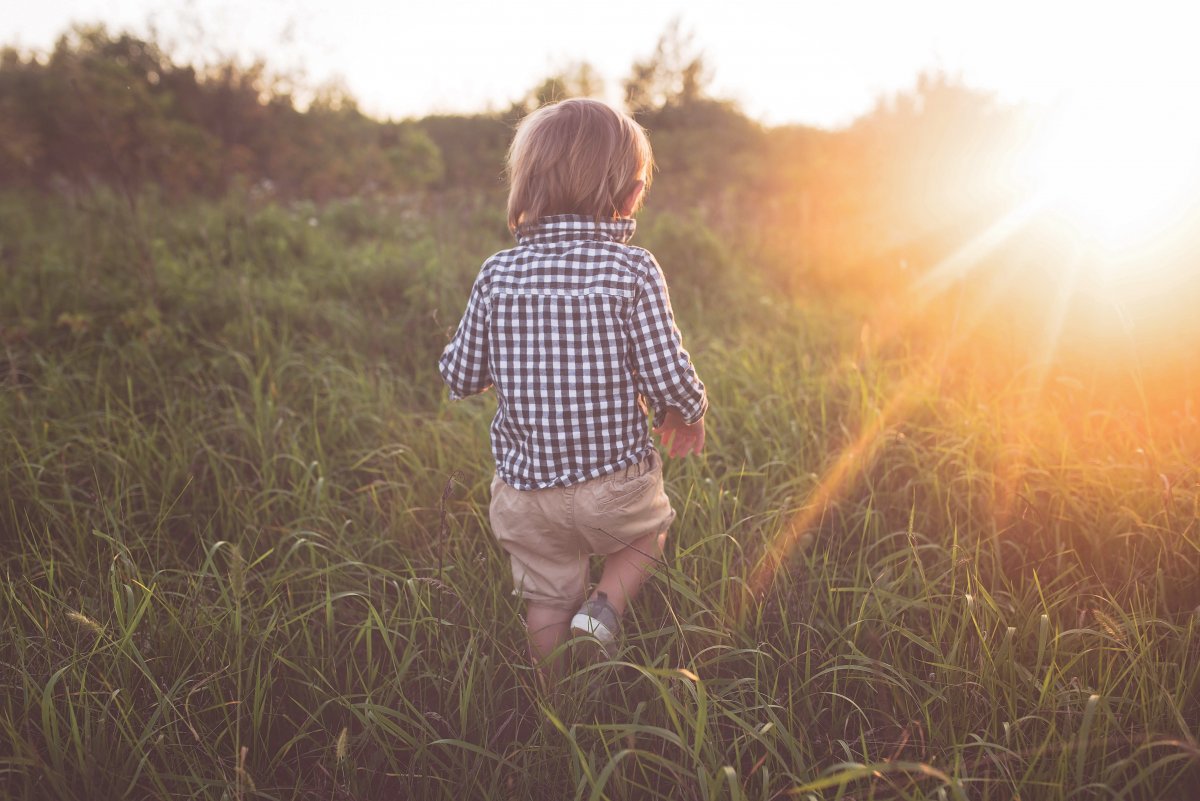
[591, 529, 667, 615]
[525, 602, 574, 662]
[490, 474, 586, 678]
[528, 604, 578, 685]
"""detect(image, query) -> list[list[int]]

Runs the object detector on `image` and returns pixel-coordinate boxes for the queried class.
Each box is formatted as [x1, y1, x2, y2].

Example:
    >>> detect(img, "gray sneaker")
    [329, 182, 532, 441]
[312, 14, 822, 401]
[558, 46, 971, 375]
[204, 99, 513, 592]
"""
[570, 592, 621, 657]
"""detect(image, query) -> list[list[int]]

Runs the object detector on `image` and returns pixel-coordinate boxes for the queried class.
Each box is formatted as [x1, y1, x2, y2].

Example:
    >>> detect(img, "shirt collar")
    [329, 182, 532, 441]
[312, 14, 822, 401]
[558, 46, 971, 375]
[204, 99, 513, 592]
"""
[515, 214, 636, 246]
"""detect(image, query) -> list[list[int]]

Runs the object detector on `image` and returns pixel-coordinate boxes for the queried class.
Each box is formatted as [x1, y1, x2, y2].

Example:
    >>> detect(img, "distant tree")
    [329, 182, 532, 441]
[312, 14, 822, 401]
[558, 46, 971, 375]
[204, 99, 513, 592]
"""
[416, 114, 510, 191]
[640, 98, 765, 221]
[519, 62, 605, 112]
[615, 22, 764, 223]
[0, 49, 44, 185]
[17, 26, 221, 196]
[791, 69, 1028, 284]
[623, 19, 712, 114]
[845, 70, 1016, 231]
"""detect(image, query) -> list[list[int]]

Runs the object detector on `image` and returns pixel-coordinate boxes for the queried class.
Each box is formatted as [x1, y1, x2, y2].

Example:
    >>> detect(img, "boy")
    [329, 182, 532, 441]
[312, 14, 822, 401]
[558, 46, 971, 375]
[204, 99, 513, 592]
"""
[438, 98, 707, 670]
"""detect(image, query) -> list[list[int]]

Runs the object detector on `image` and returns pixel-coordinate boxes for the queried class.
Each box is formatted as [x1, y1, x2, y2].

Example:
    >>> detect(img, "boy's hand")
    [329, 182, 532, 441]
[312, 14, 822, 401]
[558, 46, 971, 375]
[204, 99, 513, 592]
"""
[653, 409, 705, 458]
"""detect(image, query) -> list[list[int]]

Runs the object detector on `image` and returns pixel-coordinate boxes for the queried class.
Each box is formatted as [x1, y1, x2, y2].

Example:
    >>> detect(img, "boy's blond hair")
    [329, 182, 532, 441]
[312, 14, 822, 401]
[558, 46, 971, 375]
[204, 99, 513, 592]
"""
[506, 98, 654, 233]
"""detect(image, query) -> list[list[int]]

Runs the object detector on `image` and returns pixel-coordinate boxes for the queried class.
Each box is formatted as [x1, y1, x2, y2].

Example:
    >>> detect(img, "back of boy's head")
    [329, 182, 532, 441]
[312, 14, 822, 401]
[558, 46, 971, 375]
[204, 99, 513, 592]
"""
[506, 98, 654, 233]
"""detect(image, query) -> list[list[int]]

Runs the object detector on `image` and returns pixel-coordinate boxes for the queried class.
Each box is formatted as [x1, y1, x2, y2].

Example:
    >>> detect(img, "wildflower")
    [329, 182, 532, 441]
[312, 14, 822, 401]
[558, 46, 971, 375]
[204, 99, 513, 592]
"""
[66, 611, 104, 636]
[335, 727, 349, 761]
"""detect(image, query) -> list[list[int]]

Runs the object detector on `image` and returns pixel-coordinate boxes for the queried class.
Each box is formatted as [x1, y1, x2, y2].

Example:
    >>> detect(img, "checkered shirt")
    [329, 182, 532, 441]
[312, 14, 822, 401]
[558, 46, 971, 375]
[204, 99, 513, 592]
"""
[438, 214, 707, 490]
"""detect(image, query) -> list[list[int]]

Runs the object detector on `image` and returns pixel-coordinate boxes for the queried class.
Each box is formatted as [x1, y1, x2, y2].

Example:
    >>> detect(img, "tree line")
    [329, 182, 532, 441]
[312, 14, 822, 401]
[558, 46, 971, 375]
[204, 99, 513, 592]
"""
[1, 23, 1030, 290]
[0, 26, 444, 200]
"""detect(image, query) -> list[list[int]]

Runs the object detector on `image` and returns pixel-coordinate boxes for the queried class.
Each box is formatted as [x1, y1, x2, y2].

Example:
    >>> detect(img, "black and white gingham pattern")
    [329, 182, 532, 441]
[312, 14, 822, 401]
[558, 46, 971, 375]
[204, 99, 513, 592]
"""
[439, 214, 707, 490]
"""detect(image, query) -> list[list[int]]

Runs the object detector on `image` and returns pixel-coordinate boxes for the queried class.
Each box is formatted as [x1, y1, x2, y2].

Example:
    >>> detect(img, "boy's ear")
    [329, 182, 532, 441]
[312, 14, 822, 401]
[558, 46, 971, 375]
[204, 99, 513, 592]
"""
[618, 179, 646, 217]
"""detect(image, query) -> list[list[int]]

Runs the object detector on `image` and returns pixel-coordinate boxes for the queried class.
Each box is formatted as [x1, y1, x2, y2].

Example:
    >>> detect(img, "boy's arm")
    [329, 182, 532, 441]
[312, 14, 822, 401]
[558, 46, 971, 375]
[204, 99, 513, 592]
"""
[438, 271, 492, 399]
[628, 253, 708, 430]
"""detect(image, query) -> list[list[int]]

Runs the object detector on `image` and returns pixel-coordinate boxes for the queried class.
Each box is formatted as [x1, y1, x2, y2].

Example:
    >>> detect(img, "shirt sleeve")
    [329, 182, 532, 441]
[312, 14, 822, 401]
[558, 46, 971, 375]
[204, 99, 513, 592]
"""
[438, 270, 492, 400]
[627, 253, 707, 425]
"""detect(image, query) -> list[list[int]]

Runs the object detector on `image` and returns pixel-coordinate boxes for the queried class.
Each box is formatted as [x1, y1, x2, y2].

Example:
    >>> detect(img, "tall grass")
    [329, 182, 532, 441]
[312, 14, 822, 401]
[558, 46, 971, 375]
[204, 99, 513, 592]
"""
[1, 190, 1197, 799]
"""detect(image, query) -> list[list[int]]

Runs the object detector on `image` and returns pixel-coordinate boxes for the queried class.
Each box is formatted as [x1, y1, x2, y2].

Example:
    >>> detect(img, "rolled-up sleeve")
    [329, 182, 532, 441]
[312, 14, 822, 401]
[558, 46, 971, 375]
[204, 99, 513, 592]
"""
[438, 271, 492, 399]
[627, 253, 707, 425]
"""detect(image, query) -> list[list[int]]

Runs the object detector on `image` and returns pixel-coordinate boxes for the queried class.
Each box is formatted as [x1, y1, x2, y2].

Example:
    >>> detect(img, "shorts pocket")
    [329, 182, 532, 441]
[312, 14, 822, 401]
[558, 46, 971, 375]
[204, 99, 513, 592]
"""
[595, 463, 658, 512]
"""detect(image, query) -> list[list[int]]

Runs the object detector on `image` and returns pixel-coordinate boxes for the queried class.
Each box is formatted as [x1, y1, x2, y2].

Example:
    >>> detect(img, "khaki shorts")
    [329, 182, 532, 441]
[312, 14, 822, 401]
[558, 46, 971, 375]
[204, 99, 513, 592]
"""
[489, 450, 676, 611]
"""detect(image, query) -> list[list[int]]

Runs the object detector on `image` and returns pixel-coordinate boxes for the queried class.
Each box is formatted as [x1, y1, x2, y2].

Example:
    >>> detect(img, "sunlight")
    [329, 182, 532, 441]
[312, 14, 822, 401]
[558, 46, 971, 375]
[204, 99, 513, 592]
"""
[743, 374, 922, 609]
[912, 198, 1045, 295]
[1025, 88, 1200, 258]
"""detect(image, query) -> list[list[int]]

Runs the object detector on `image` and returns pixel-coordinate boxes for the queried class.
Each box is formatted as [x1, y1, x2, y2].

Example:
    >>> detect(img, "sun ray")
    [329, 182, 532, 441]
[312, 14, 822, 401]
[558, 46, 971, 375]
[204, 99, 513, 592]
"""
[742, 372, 925, 611]
[1026, 238, 1085, 394]
[738, 196, 1060, 611]
[913, 196, 1046, 299]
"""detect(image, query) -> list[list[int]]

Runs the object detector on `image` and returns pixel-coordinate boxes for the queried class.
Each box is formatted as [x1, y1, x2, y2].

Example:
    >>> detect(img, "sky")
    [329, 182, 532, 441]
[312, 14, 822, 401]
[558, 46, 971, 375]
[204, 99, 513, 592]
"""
[5, 1, 1200, 128]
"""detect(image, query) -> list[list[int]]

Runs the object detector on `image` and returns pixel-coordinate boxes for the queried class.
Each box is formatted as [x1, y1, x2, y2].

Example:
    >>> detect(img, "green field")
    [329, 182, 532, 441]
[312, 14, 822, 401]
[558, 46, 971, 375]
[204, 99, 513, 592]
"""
[2, 190, 1198, 800]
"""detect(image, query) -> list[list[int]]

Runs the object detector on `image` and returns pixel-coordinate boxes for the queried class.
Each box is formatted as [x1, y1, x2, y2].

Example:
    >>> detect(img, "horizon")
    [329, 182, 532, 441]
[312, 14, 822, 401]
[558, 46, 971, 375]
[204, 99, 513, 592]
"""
[6, 0, 1200, 128]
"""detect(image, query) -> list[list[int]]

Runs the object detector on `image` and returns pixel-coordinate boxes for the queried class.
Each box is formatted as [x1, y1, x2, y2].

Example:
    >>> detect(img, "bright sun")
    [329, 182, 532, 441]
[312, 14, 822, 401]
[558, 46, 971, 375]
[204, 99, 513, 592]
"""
[1000, 77, 1200, 351]
[918, 73, 1200, 351]
[1027, 86, 1200, 257]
